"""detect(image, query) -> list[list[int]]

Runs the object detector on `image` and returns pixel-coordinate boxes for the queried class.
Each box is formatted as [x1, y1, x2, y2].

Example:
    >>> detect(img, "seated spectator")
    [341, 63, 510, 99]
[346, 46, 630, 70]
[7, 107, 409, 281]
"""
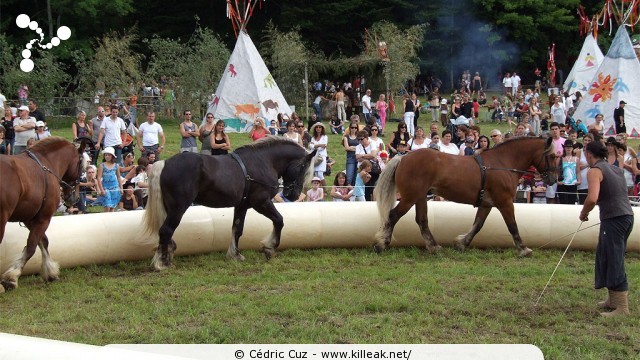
[118, 182, 141, 210]
[268, 120, 279, 135]
[439, 130, 459, 155]
[249, 117, 268, 142]
[119, 152, 136, 179]
[306, 177, 325, 202]
[273, 192, 305, 203]
[77, 164, 98, 212]
[0, 126, 8, 155]
[330, 170, 354, 202]
[396, 140, 409, 157]
[408, 126, 430, 150]
[131, 164, 149, 208]
[329, 114, 344, 135]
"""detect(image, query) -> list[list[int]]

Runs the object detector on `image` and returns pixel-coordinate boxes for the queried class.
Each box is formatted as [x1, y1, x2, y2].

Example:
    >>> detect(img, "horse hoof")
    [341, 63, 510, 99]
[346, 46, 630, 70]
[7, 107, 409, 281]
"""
[1, 280, 16, 291]
[426, 245, 442, 254]
[263, 248, 276, 260]
[373, 244, 385, 254]
[226, 253, 245, 262]
[519, 248, 533, 257]
[45, 276, 59, 283]
[454, 240, 466, 252]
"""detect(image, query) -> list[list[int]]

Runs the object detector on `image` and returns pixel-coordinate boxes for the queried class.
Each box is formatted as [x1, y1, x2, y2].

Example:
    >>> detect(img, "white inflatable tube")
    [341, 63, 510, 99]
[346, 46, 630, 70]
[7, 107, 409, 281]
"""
[0, 332, 194, 360]
[1, 202, 638, 276]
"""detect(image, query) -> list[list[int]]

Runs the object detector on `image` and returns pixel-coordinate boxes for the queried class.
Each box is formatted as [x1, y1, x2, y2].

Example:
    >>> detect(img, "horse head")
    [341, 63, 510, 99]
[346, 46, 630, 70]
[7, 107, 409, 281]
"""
[61, 139, 89, 206]
[282, 148, 317, 201]
[536, 137, 558, 186]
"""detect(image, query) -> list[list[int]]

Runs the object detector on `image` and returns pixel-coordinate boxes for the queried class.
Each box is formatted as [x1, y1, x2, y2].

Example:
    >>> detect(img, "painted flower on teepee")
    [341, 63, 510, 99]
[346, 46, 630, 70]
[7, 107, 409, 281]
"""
[588, 73, 617, 102]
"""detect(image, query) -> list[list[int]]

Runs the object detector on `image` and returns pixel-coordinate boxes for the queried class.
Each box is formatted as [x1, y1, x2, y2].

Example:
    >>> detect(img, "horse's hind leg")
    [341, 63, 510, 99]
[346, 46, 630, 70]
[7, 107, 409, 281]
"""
[1, 221, 47, 291]
[227, 206, 248, 261]
[253, 200, 284, 260]
[374, 198, 415, 253]
[497, 203, 532, 257]
[454, 206, 492, 252]
[38, 235, 60, 282]
[415, 197, 441, 253]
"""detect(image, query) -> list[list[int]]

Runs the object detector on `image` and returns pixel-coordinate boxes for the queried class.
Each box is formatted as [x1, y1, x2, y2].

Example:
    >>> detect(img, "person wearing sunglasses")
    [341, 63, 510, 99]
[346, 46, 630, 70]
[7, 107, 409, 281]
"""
[343, 121, 361, 186]
[387, 121, 411, 158]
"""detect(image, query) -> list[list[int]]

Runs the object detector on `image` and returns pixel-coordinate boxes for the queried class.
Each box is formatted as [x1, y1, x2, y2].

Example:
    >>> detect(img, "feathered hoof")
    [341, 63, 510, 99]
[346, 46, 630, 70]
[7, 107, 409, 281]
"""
[519, 247, 533, 257]
[0, 280, 16, 292]
[373, 243, 386, 254]
[426, 244, 442, 254]
[453, 239, 466, 252]
[226, 253, 246, 262]
[44, 275, 59, 283]
[262, 247, 277, 260]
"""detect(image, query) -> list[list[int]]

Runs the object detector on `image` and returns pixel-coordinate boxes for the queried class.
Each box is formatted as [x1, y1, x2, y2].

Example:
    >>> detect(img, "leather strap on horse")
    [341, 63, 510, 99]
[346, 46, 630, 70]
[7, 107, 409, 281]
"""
[473, 155, 487, 208]
[26, 150, 52, 214]
[230, 152, 252, 202]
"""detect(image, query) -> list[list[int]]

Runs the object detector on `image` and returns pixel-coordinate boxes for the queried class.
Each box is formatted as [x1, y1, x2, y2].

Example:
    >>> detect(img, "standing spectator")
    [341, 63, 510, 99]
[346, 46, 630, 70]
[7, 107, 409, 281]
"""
[362, 89, 372, 124]
[490, 129, 503, 147]
[96, 105, 127, 165]
[460, 95, 473, 122]
[531, 172, 547, 204]
[313, 93, 327, 120]
[579, 141, 634, 317]
[353, 159, 372, 202]
[296, 120, 311, 149]
[137, 111, 165, 159]
[28, 100, 45, 128]
[210, 120, 231, 156]
[268, 119, 279, 135]
[96, 147, 123, 213]
[355, 130, 379, 201]
[502, 73, 512, 96]
[199, 113, 216, 155]
[429, 88, 440, 123]
[179, 110, 199, 153]
[577, 134, 593, 204]
[613, 100, 627, 135]
[471, 72, 482, 98]
[375, 94, 388, 134]
[78, 164, 98, 212]
[72, 111, 93, 142]
[343, 121, 360, 186]
[306, 177, 325, 202]
[13, 105, 36, 154]
[307, 113, 321, 132]
[0, 88, 6, 107]
[309, 122, 329, 187]
[411, 93, 421, 132]
[2, 106, 16, 154]
[440, 98, 449, 126]
[402, 94, 415, 137]
[90, 106, 106, 164]
[388, 121, 411, 158]
[529, 98, 542, 135]
[335, 88, 347, 124]
[283, 120, 303, 147]
[550, 96, 567, 125]
[18, 84, 28, 105]
[557, 140, 580, 204]
[249, 117, 268, 142]
[510, 72, 521, 97]
[34, 121, 51, 141]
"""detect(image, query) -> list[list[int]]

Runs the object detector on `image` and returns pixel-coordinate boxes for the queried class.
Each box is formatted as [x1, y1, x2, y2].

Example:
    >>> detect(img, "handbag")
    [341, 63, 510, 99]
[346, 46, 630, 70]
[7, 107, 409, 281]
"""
[363, 146, 381, 175]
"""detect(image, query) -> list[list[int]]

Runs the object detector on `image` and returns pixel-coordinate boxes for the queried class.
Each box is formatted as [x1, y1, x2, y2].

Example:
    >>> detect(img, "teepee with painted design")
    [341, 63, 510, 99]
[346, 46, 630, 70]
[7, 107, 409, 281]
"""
[207, 0, 292, 132]
[572, 26, 640, 138]
[563, 34, 604, 96]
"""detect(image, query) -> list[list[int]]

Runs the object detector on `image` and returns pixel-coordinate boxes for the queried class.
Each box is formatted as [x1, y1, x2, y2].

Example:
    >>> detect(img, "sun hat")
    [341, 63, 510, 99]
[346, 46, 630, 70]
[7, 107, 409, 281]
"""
[103, 146, 116, 156]
[441, 99, 447, 105]
[36, 121, 45, 127]
[311, 177, 321, 183]
[310, 122, 325, 132]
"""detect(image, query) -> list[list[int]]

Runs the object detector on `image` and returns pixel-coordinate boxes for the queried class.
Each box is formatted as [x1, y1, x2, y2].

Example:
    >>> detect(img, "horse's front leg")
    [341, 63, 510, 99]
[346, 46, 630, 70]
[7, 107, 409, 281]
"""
[497, 203, 532, 257]
[455, 206, 492, 252]
[1, 220, 48, 291]
[415, 197, 440, 253]
[253, 200, 284, 260]
[227, 205, 249, 261]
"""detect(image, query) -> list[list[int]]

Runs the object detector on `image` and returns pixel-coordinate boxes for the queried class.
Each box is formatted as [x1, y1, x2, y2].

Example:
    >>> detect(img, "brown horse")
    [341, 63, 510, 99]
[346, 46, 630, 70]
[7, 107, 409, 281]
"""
[0, 137, 87, 292]
[374, 137, 557, 256]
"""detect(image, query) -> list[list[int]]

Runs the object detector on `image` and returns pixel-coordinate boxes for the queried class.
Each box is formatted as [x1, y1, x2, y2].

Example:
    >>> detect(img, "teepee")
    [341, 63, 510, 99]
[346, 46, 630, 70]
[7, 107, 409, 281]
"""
[207, 0, 293, 132]
[572, 26, 640, 137]
[563, 34, 604, 96]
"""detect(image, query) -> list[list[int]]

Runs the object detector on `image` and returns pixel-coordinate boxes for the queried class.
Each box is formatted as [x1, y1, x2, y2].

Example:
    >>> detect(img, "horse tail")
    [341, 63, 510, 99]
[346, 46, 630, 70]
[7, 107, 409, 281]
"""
[142, 160, 167, 238]
[374, 156, 402, 221]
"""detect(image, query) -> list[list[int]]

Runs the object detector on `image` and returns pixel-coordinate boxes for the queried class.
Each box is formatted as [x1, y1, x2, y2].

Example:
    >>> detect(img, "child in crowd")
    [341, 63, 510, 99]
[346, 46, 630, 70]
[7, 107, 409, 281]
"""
[119, 182, 141, 210]
[330, 171, 354, 202]
[96, 146, 123, 213]
[396, 141, 409, 157]
[515, 177, 532, 203]
[306, 177, 325, 202]
[353, 160, 371, 201]
[531, 172, 547, 204]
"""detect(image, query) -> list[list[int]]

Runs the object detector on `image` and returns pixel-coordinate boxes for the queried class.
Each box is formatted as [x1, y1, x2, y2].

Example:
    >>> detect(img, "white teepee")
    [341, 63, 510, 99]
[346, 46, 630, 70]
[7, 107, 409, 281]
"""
[572, 26, 640, 138]
[563, 34, 604, 96]
[206, 31, 292, 132]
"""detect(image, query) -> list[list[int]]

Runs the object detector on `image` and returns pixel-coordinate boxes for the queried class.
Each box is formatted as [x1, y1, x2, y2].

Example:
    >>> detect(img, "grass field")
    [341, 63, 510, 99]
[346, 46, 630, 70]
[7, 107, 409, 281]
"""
[2, 105, 639, 358]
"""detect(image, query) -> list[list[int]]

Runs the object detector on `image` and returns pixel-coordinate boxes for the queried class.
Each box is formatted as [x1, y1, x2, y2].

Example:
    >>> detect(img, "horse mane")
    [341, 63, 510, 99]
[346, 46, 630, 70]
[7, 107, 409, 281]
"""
[482, 136, 546, 153]
[235, 136, 301, 153]
[29, 136, 71, 153]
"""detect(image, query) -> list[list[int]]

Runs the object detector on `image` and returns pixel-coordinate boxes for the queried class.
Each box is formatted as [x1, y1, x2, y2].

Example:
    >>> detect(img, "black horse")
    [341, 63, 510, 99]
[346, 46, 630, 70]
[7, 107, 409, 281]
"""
[143, 137, 316, 270]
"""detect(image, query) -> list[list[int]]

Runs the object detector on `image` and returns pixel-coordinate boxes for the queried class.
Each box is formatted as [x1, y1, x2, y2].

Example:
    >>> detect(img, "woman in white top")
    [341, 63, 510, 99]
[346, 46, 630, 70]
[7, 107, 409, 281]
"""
[283, 120, 302, 147]
[367, 124, 384, 152]
[309, 122, 328, 186]
[439, 130, 459, 155]
[409, 126, 430, 150]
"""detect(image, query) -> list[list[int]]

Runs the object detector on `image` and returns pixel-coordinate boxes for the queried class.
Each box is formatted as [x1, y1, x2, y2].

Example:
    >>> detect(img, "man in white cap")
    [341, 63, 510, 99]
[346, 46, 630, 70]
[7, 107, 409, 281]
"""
[95, 104, 126, 165]
[13, 105, 36, 154]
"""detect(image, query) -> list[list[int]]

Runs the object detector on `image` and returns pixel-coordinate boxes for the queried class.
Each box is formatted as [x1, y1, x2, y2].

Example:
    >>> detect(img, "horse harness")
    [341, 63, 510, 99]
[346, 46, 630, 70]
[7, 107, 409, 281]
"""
[472, 153, 550, 208]
[230, 152, 279, 202]
[26, 150, 77, 213]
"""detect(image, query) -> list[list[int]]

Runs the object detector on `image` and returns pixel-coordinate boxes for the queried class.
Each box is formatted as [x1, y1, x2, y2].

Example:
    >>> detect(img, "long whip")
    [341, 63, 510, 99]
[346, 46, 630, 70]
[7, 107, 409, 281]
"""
[534, 221, 584, 307]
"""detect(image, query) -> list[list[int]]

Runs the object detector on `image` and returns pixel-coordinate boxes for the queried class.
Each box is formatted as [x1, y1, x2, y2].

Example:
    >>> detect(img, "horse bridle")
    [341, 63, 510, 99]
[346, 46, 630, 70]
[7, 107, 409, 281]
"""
[26, 150, 82, 210]
[472, 146, 555, 207]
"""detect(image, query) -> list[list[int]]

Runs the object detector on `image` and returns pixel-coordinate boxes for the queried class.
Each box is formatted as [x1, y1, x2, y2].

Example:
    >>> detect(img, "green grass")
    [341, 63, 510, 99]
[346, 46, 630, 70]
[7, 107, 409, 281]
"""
[0, 248, 638, 358]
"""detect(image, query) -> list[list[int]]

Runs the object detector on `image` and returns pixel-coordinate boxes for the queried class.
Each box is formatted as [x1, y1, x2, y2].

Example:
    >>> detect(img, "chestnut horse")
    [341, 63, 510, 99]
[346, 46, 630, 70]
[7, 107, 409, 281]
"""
[374, 137, 557, 256]
[0, 137, 87, 291]
[143, 137, 316, 270]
